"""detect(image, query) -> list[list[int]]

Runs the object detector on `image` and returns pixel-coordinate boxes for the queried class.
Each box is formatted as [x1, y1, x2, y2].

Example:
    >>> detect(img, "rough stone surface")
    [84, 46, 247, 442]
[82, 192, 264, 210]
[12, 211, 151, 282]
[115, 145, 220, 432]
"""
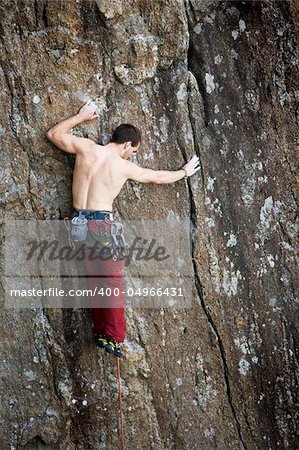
[0, 0, 298, 449]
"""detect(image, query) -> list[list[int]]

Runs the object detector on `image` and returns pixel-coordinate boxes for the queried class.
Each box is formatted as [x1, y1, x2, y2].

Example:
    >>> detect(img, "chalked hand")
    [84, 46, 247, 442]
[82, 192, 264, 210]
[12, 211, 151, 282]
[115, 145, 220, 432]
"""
[78, 100, 99, 121]
[182, 155, 200, 176]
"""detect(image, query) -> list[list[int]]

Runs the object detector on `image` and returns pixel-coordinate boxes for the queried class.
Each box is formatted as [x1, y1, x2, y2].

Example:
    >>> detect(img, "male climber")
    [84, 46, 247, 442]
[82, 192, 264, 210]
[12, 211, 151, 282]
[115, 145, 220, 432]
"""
[45, 100, 200, 357]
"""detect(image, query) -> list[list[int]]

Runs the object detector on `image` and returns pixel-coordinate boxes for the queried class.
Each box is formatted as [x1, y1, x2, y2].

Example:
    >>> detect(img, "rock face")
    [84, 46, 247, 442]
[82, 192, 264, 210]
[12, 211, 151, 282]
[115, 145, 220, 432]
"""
[0, 0, 298, 449]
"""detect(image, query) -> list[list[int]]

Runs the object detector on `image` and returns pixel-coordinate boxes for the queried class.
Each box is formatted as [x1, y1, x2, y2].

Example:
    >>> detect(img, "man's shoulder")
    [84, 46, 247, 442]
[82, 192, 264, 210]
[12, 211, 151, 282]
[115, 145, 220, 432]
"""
[94, 143, 105, 149]
[121, 159, 137, 171]
[78, 141, 103, 155]
[88, 142, 104, 151]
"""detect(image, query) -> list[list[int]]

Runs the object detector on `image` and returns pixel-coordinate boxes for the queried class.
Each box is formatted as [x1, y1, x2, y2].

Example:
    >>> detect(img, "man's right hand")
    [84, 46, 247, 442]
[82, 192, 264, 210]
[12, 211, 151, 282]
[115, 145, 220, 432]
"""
[182, 155, 200, 176]
[77, 100, 99, 121]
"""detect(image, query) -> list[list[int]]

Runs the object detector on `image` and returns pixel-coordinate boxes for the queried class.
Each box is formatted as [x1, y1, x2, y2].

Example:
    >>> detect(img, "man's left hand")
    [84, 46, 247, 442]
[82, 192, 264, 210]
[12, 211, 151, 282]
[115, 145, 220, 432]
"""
[78, 100, 99, 121]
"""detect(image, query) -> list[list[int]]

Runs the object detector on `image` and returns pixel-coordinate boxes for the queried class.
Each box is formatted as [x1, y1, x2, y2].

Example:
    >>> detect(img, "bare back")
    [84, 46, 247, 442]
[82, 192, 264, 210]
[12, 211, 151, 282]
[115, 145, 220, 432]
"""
[72, 144, 127, 211]
[46, 104, 197, 211]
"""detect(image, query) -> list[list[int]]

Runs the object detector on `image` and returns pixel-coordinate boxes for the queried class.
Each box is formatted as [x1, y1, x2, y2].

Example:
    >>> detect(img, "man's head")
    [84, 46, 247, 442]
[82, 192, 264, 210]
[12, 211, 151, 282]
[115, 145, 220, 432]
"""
[110, 124, 141, 159]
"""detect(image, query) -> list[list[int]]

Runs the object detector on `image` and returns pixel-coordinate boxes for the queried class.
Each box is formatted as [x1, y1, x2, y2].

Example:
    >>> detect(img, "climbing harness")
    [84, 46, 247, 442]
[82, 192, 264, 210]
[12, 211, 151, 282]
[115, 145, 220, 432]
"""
[64, 210, 128, 260]
[117, 357, 125, 450]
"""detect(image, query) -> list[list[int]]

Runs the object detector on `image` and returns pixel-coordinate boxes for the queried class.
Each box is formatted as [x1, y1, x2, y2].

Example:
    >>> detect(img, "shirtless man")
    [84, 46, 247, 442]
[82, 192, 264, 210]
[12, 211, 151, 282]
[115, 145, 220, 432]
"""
[46, 100, 200, 357]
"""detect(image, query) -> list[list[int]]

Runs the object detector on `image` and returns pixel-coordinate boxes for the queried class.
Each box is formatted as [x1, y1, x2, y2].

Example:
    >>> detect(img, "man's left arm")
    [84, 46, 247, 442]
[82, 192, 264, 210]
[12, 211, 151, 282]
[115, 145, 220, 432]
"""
[45, 101, 99, 154]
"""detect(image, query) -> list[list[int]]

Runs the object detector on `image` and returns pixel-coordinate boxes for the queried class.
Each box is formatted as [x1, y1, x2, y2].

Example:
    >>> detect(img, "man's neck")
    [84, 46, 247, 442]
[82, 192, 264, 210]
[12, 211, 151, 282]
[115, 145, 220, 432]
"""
[104, 142, 127, 159]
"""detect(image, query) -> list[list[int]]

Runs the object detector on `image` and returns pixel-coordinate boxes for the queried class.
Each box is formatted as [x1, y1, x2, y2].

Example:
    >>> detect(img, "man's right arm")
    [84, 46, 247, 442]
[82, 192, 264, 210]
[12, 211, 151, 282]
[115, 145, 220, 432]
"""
[124, 156, 200, 184]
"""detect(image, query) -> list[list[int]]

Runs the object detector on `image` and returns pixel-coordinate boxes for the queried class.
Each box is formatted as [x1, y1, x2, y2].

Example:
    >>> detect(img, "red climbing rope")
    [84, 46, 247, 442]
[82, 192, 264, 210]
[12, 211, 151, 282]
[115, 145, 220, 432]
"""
[117, 357, 125, 450]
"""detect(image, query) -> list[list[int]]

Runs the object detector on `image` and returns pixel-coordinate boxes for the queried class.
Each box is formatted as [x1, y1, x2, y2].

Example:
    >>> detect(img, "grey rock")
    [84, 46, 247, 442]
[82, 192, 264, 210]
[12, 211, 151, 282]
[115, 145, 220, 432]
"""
[0, 0, 298, 449]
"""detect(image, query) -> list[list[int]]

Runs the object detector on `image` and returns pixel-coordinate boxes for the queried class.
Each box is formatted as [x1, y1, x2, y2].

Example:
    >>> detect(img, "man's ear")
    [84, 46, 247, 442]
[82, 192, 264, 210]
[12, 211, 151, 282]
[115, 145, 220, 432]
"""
[125, 141, 132, 149]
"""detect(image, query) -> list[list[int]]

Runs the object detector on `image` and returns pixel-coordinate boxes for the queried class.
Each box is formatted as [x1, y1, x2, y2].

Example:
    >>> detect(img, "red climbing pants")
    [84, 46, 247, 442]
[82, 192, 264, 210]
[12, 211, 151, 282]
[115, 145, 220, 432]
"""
[83, 255, 126, 343]
[70, 209, 127, 343]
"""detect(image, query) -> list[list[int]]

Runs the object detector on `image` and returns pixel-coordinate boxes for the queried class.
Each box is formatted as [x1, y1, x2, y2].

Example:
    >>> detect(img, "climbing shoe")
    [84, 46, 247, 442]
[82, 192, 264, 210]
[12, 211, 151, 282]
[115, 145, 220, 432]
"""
[96, 334, 109, 349]
[105, 339, 122, 358]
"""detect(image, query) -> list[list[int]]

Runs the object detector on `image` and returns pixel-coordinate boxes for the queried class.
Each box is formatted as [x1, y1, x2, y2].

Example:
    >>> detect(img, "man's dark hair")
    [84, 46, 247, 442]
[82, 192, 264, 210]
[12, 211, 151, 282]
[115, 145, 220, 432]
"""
[110, 124, 141, 147]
